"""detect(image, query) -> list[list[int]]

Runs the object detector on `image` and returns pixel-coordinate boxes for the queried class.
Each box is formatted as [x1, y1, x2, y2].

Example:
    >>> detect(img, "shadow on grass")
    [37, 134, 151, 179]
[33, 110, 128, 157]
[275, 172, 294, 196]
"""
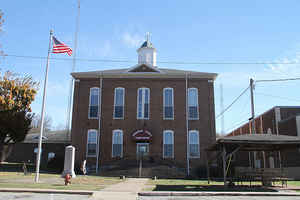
[153, 185, 278, 192]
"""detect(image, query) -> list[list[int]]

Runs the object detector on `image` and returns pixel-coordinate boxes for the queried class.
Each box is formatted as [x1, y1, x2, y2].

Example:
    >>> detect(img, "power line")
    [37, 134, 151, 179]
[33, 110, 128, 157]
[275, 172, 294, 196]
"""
[255, 92, 300, 102]
[256, 77, 300, 83]
[216, 85, 250, 119]
[4, 54, 300, 65]
[4, 54, 135, 63]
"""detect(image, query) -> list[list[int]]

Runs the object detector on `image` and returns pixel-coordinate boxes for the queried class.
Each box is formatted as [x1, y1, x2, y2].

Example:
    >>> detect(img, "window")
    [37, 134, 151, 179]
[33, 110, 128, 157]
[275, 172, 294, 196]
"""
[112, 130, 123, 157]
[163, 88, 174, 119]
[48, 152, 55, 161]
[87, 129, 98, 157]
[163, 130, 174, 158]
[89, 87, 99, 118]
[114, 88, 125, 119]
[189, 130, 200, 158]
[137, 88, 150, 119]
[188, 88, 199, 120]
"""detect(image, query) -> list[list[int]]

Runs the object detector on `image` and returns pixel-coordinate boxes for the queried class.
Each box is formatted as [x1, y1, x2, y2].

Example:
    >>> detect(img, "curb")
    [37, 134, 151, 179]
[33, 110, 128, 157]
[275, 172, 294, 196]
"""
[0, 188, 94, 195]
[138, 191, 300, 197]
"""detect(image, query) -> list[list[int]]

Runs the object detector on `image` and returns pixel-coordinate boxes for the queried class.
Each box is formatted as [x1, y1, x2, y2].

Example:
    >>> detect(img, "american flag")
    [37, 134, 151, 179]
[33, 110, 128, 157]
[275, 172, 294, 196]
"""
[52, 36, 72, 56]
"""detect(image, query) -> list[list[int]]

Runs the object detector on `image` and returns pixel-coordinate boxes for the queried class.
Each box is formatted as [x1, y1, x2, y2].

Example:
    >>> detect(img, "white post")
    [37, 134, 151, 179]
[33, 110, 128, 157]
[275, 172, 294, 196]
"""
[185, 73, 190, 176]
[35, 30, 53, 182]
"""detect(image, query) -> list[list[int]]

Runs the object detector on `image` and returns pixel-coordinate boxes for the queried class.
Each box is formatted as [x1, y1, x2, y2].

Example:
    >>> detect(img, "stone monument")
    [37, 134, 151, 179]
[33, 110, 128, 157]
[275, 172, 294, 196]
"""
[62, 145, 76, 177]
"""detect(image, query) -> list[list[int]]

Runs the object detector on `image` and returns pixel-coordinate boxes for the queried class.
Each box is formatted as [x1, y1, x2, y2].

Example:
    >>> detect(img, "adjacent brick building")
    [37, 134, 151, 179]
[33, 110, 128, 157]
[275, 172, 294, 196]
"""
[5, 131, 69, 170]
[70, 38, 218, 177]
[227, 106, 300, 179]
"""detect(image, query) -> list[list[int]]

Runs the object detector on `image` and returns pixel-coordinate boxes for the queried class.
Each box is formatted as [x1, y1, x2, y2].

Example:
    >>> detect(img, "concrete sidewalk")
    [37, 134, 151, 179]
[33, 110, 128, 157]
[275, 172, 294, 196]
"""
[93, 178, 148, 200]
[0, 188, 93, 195]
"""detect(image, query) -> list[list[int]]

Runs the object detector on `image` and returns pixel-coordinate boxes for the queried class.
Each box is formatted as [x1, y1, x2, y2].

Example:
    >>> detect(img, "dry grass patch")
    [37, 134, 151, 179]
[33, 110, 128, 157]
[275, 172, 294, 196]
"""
[0, 172, 122, 191]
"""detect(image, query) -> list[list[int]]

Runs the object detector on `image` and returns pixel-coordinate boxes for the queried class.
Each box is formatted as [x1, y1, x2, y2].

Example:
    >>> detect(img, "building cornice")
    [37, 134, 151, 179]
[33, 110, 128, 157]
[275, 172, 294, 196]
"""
[71, 69, 218, 80]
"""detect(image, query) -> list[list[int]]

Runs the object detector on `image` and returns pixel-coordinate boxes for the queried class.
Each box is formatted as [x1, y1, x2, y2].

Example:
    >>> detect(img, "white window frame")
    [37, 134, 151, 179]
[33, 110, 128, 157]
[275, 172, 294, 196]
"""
[163, 130, 174, 158]
[88, 87, 100, 119]
[163, 88, 174, 120]
[113, 87, 125, 119]
[86, 129, 98, 158]
[188, 88, 199, 120]
[137, 88, 150, 119]
[188, 130, 200, 158]
[112, 129, 123, 158]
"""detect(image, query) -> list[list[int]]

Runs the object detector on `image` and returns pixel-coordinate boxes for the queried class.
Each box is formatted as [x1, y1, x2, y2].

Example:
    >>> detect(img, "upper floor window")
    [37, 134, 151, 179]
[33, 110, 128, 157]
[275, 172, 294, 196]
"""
[87, 129, 98, 157]
[137, 88, 150, 119]
[89, 87, 99, 119]
[188, 88, 199, 120]
[163, 130, 174, 158]
[189, 130, 200, 158]
[163, 88, 174, 120]
[112, 130, 123, 158]
[114, 88, 125, 119]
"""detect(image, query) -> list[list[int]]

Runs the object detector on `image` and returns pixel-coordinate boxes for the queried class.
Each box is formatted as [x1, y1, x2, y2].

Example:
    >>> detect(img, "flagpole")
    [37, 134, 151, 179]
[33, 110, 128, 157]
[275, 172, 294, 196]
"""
[35, 29, 53, 183]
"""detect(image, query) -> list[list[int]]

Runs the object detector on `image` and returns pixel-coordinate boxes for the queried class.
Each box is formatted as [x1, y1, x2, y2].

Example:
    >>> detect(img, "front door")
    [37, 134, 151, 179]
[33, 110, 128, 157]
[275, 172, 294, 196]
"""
[136, 143, 149, 157]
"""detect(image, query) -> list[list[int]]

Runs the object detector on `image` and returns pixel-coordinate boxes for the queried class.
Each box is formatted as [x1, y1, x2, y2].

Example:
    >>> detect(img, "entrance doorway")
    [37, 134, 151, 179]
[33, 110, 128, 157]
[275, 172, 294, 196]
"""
[136, 143, 149, 157]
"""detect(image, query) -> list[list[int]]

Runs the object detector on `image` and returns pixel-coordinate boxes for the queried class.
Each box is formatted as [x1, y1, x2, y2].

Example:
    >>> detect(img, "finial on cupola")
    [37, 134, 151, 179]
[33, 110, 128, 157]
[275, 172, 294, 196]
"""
[146, 32, 150, 42]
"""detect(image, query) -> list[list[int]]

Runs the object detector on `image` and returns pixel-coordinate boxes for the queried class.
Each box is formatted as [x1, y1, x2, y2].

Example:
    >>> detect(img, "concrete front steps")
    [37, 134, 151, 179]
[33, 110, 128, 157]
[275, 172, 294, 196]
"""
[99, 159, 186, 178]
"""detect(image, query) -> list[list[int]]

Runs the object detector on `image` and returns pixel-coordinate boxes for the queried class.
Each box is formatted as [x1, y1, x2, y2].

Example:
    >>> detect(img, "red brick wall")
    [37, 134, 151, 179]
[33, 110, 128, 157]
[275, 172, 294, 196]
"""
[71, 77, 216, 174]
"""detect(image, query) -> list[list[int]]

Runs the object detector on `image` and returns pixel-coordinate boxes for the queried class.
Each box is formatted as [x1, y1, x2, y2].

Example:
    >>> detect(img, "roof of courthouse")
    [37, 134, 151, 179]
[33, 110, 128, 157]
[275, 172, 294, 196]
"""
[23, 130, 70, 144]
[71, 64, 218, 79]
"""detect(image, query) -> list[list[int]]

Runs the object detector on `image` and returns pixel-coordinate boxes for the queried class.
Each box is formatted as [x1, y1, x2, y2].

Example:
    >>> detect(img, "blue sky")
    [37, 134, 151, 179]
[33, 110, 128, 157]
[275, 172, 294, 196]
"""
[1, 1, 300, 133]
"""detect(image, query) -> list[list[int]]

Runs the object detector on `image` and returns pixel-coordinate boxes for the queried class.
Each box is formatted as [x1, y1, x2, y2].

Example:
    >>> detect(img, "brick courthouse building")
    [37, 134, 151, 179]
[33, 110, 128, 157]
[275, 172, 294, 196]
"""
[71, 38, 217, 177]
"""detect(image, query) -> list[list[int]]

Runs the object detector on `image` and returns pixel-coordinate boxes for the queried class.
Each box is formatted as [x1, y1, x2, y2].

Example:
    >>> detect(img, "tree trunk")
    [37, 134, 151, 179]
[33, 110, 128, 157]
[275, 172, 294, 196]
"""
[0, 141, 5, 163]
[0, 136, 9, 163]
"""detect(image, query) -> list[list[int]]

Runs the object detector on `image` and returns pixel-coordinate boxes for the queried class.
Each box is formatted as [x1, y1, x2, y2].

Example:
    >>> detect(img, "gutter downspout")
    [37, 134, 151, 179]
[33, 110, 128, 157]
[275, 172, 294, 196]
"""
[96, 74, 103, 173]
[185, 73, 190, 176]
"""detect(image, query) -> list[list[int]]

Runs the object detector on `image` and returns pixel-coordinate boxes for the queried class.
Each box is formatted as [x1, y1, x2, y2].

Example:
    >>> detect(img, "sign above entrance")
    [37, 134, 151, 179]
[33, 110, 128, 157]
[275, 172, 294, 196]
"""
[132, 129, 152, 142]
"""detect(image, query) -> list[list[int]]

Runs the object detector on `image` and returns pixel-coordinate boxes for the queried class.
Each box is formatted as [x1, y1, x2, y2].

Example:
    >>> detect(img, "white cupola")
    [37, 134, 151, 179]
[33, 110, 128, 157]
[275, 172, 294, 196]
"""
[137, 33, 157, 67]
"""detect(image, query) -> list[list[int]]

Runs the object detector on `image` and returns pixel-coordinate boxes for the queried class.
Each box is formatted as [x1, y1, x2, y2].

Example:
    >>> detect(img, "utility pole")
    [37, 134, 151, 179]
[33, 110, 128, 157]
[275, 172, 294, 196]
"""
[66, 0, 80, 140]
[250, 78, 255, 134]
[220, 84, 224, 135]
[250, 78, 256, 168]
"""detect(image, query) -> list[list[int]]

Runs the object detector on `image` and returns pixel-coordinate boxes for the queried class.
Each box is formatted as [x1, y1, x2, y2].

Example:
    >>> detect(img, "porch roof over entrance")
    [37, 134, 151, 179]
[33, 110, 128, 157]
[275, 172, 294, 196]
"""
[206, 134, 300, 152]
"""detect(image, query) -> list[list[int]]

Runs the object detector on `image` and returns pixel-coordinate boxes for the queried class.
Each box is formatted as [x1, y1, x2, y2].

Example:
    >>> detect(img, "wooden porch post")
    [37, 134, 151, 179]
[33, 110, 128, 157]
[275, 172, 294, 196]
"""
[206, 151, 210, 184]
[222, 145, 227, 186]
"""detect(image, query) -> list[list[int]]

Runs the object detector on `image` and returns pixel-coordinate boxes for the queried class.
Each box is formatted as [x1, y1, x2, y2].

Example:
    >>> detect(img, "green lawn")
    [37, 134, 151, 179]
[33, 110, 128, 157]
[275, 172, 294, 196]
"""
[288, 181, 300, 187]
[146, 178, 300, 192]
[0, 172, 123, 191]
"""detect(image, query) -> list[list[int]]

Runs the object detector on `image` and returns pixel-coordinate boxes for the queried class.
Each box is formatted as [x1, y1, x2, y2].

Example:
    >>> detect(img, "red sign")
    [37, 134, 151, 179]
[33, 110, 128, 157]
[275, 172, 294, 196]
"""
[132, 130, 152, 141]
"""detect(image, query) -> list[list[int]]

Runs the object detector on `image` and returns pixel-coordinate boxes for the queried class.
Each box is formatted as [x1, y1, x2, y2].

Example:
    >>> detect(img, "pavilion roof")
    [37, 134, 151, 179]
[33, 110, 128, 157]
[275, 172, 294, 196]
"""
[207, 134, 300, 152]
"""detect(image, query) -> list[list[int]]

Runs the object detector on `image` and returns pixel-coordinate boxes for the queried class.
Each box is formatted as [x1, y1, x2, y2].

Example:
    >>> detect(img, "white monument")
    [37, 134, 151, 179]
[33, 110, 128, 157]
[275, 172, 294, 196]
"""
[62, 145, 76, 177]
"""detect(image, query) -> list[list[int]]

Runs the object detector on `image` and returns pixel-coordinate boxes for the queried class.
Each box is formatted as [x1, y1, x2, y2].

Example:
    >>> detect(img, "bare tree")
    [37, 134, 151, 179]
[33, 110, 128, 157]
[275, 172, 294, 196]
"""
[30, 114, 53, 133]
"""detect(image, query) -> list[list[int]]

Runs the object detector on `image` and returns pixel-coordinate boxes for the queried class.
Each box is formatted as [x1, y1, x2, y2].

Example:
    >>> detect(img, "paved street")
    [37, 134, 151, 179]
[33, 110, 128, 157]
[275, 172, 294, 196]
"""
[138, 196, 300, 200]
[0, 192, 90, 200]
